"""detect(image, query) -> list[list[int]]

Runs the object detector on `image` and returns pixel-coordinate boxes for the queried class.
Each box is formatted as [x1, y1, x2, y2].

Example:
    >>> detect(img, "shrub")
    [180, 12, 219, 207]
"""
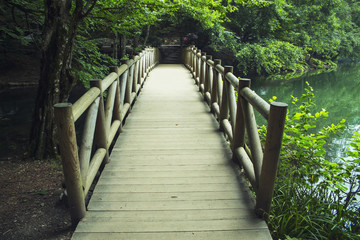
[260, 82, 360, 239]
[235, 40, 306, 76]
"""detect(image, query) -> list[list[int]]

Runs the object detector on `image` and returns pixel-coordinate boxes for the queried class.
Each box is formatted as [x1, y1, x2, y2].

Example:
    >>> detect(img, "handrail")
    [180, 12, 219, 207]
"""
[183, 45, 287, 218]
[54, 47, 160, 224]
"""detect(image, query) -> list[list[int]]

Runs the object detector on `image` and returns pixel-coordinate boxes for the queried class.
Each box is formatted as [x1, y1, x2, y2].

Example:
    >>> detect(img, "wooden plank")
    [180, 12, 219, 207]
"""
[97, 176, 238, 184]
[89, 191, 247, 202]
[110, 148, 232, 157]
[127, 114, 214, 120]
[134, 95, 203, 102]
[114, 128, 224, 135]
[106, 158, 231, 165]
[115, 130, 223, 140]
[100, 170, 236, 178]
[99, 164, 234, 171]
[88, 199, 253, 211]
[122, 119, 218, 129]
[108, 150, 232, 164]
[92, 183, 243, 193]
[75, 218, 267, 233]
[113, 137, 224, 145]
[81, 208, 255, 221]
[73, 230, 272, 240]
[112, 141, 228, 150]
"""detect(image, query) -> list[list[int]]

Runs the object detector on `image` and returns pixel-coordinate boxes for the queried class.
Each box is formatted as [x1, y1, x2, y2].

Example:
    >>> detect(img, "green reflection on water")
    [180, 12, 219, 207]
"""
[252, 63, 360, 161]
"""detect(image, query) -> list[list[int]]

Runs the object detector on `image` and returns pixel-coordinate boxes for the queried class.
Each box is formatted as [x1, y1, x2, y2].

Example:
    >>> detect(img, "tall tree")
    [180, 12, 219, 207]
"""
[28, 0, 235, 160]
[30, 0, 96, 159]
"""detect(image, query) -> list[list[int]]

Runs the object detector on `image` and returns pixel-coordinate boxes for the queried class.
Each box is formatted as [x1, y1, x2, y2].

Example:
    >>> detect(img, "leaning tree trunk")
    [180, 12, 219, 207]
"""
[29, 0, 91, 160]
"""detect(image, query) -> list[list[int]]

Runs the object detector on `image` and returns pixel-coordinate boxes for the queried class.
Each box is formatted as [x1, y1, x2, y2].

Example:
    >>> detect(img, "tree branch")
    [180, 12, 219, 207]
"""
[5, 0, 44, 14]
[82, 0, 98, 18]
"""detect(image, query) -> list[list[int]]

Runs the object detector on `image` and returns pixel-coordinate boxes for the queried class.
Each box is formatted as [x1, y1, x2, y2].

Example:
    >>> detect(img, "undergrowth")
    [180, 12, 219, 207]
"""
[260, 82, 360, 239]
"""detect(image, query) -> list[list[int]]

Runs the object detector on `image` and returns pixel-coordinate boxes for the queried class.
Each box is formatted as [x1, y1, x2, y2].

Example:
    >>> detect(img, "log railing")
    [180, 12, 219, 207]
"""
[54, 47, 159, 224]
[183, 46, 288, 217]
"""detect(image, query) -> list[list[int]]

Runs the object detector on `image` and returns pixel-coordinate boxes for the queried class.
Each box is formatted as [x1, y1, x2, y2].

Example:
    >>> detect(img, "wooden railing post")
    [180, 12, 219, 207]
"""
[110, 66, 122, 132]
[78, 97, 100, 189]
[123, 60, 132, 106]
[233, 78, 250, 151]
[242, 85, 263, 188]
[211, 59, 221, 116]
[211, 60, 221, 102]
[129, 60, 135, 100]
[151, 48, 155, 69]
[90, 79, 110, 163]
[225, 66, 236, 132]
[189, 46, 194, 72]
[219, 66, 232, 127]
[204, 55, 212, 97]
[136, 56, 142, 87]
[146, 48, 150, 72]
[184, 46, 189, 67]
[131, 56, 138, 96]
[148, 48, 152, 69]
[256, 102, 287, 217]
[191, 47, 197, 79]
[139, 51, 144, 81]
[119, 63, 128, 108]
[199, 52, 206, 92]
[195, 50, 201, 85]
[54, 103, 86, 225]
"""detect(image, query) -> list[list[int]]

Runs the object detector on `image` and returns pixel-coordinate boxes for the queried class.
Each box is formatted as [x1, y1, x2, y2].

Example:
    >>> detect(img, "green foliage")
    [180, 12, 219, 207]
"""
[73, 36, 117, 88]
[260, 82, 360, 239]
[236, 40, 306, 76]
[210, 0, 360, 77]
[92, 0, 165, 36]
[0, 0, 43, 49]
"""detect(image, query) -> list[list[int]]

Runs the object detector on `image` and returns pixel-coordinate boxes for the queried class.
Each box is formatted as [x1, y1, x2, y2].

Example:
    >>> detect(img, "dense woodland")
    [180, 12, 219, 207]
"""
[1, 0, 359, 159]
[1, 0, 360, 239]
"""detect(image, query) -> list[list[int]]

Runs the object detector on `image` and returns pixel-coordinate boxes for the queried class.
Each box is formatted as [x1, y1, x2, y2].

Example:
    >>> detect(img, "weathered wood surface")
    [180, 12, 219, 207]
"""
[72, 64, 272, 240]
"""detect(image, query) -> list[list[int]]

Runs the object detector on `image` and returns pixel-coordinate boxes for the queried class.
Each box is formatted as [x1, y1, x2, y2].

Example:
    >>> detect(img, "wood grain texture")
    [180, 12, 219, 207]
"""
[73, 64, 271, 239]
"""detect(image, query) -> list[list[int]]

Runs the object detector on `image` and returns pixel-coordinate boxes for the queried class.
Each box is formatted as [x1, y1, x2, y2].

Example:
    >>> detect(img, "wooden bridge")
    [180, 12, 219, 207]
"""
[54, 47, 287, 239]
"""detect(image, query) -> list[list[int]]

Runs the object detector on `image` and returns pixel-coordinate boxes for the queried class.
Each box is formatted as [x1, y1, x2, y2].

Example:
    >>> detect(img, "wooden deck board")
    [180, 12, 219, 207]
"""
[72, 230, 272, 240]
[89, 191, 246, 201]
[72, 64, 272, 239]
[75, 218, 267, 232]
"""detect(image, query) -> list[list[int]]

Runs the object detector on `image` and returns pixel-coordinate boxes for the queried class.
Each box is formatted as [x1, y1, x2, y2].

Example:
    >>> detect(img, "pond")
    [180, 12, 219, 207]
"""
[251, 63, 360, 161]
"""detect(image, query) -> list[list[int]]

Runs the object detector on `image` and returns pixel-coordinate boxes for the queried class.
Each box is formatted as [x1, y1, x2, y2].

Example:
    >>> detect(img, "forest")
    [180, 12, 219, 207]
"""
[1, 0, 359, 159]
[0, 0, 359, 239]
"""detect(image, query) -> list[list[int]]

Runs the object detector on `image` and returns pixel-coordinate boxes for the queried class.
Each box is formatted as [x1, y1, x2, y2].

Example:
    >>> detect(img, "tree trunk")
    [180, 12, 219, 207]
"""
[143, 25, 150, 46]
[29, 0, 86, 160]
[119, 34, 127, 60]
[133, 32, 140, 54]
[113, 32, 118, 60]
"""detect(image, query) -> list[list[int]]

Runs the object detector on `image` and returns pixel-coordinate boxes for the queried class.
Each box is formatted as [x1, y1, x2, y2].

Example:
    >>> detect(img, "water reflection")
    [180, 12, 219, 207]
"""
[252, 63, 360, 162]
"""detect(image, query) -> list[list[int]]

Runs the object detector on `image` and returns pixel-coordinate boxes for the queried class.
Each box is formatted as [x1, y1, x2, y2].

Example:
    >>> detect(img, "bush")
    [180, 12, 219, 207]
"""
[73, 36, 118, 88]
[260, 82, 360, 239]
[235, 40, 306, 76]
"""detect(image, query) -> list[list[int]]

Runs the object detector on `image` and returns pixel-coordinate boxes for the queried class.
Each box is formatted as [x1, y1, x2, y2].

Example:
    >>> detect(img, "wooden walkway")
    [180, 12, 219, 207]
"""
[72, 64, 272, 240]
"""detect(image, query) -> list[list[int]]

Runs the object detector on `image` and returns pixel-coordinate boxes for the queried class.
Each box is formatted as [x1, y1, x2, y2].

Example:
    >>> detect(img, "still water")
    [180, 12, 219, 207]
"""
[251, 63, 360, 161]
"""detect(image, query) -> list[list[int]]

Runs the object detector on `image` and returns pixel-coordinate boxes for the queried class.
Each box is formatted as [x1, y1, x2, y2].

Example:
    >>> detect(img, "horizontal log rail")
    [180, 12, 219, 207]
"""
[54, 47, 160, 224]
[183, 46, 288, 218]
